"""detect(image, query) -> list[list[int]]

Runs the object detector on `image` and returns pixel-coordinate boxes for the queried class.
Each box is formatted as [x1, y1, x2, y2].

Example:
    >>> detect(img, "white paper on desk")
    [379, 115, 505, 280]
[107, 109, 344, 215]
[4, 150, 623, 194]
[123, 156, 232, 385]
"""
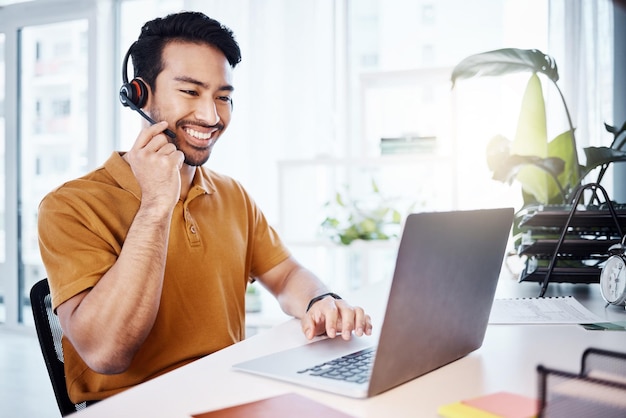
[488, 296, 602, 324]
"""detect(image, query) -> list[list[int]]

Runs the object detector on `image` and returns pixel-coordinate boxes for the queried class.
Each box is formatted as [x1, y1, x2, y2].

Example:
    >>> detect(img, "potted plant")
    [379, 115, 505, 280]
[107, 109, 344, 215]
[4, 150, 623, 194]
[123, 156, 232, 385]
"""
[451, 48, 626, 288]
[245, 280, 262, 313]
[451, 48, 626, 209]
[320, 179, 414, 246]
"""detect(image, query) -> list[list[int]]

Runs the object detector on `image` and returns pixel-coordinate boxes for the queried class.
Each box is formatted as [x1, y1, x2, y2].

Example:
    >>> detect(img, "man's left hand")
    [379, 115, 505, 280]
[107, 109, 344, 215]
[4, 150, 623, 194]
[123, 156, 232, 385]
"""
[301, 296, 372, 340]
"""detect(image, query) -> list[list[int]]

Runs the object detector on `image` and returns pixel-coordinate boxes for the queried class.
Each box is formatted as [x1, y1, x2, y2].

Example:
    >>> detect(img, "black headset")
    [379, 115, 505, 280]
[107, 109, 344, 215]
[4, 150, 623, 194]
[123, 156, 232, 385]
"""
[119, 43, 176, 138]
[119, 43, 149, 109]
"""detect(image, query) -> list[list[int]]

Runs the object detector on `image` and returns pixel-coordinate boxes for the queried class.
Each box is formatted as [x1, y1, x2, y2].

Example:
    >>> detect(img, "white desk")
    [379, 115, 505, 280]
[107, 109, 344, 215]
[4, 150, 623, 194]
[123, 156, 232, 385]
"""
[71, 277, 626, 418]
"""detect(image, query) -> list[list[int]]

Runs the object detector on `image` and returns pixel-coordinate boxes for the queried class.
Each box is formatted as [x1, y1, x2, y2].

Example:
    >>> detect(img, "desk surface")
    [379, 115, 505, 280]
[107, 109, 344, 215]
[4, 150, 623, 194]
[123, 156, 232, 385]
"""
[72, 277, 626, 418]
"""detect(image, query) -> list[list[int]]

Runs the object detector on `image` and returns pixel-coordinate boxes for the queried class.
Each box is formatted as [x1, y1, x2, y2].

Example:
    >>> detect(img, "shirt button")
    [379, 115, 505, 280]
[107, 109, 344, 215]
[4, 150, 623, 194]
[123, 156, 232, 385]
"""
[190, 225, 197, 234]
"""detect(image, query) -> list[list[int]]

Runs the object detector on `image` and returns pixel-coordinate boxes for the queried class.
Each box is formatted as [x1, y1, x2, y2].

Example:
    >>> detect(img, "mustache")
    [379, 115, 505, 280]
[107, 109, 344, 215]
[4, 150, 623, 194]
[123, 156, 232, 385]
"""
[176, 119, 225, 132]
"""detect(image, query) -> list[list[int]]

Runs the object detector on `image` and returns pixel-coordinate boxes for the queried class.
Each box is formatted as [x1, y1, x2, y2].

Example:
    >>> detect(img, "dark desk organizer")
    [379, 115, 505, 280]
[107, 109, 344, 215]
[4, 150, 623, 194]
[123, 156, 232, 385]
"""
[537, 348, 626, 417]
[515, 183, 625, 297]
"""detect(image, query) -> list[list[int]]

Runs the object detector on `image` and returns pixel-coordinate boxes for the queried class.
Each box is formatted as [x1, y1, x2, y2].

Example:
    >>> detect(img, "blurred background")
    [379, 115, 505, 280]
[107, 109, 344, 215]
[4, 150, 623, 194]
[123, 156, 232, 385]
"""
[0, 0, 620, 326]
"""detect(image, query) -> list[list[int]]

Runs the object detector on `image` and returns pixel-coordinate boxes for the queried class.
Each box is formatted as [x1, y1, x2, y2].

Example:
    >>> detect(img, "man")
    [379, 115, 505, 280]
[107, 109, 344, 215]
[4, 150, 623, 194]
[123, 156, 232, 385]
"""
[38, 11, 372, 404]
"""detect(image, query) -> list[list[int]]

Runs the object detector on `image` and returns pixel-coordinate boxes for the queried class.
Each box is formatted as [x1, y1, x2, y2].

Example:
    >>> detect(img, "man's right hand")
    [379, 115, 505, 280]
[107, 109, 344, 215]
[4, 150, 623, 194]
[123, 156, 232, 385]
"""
[124, 121, 184, 213]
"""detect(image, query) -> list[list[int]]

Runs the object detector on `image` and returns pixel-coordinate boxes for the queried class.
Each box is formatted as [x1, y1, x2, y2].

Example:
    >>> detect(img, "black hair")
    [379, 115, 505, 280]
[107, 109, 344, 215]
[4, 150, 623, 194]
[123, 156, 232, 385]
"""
[130, 11, 241, 91]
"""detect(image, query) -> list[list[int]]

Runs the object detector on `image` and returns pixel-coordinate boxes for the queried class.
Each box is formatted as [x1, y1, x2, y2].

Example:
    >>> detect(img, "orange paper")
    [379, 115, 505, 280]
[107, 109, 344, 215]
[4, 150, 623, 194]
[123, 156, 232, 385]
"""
[461, 391, 539, 418]
[191, 393, 355, 418]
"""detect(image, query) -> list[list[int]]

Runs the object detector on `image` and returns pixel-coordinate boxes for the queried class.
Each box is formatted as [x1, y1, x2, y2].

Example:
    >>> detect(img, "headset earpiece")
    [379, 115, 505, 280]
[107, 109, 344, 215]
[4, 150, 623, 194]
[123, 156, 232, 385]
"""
[119, 78, 148, 108]
[119, 43, 148, 109]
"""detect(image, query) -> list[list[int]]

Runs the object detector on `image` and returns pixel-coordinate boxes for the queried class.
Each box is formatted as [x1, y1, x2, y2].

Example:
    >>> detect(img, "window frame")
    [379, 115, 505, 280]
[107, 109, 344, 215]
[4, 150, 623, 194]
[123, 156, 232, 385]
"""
[0, 0, 115, 327]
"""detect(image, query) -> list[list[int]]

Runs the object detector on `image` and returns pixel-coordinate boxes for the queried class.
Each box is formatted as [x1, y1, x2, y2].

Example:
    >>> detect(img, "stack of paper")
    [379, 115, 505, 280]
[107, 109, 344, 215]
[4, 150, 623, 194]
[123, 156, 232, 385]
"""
[488, 296, 602, 324]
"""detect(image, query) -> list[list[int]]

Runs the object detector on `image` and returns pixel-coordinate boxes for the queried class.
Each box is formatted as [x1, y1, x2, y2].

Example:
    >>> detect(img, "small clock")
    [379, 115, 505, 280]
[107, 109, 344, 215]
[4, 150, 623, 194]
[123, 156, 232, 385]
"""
[600, 239, 626, 307]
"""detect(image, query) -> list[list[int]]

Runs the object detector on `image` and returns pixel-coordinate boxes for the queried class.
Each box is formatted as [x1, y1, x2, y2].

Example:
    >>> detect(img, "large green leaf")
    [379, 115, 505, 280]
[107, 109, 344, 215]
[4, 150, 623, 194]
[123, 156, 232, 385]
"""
[549, 130, 579, 192]
[511, 74, 557, 203]
[486, 134, 565, 185]
[451, 48, 559, 88]
[605, 121, 626, 149]
[491, 155, 564, 184]
[582, 146, 626, 179]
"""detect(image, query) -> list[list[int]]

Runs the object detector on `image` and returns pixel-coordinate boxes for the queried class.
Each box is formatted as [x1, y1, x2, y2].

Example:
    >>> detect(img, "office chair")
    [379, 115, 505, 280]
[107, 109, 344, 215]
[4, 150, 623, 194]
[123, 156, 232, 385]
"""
[30, 278, 87, 416]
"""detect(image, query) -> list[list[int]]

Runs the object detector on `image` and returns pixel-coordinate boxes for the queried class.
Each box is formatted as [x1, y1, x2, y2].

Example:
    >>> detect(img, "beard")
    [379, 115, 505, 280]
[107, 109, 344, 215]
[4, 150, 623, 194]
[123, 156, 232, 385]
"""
[148, 107, 223, 167]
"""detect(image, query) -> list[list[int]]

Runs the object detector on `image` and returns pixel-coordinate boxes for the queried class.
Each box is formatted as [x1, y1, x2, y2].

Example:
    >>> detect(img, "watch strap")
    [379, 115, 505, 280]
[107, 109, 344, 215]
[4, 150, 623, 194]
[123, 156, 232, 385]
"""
[305, 292, 342, 313]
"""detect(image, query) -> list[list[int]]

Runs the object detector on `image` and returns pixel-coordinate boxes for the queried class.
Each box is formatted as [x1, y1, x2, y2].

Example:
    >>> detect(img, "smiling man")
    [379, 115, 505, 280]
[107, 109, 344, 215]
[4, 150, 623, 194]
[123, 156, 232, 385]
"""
[37, 11, 372, 404]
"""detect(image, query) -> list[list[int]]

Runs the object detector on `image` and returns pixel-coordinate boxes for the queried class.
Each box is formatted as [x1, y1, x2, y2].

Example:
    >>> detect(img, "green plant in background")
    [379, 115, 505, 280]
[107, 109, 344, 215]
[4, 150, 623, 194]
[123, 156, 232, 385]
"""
[245, 280, 262, 313]
[451, 48, 626, 208]
[320, 179, 411, 246]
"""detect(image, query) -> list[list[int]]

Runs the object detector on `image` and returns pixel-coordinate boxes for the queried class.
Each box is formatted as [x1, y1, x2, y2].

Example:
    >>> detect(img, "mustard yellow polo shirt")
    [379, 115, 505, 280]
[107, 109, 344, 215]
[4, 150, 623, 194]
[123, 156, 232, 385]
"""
[38, 152, 290, 403]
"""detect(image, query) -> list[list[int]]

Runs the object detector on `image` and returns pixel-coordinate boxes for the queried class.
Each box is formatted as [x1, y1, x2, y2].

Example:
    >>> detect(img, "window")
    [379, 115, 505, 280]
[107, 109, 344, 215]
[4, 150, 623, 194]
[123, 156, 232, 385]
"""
[18, 19, 89, 324]
[0, 0, 98, 326]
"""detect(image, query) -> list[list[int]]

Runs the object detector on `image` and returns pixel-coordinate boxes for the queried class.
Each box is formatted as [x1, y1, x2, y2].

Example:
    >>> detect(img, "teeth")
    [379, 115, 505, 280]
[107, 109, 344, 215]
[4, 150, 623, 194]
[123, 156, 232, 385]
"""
[185, 128, 212, 140]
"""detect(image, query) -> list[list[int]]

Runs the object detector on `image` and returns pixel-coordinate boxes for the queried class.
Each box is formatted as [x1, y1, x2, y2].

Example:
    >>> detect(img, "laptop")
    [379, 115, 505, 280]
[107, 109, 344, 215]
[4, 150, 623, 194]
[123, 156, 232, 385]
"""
[233, 208, 514, 398]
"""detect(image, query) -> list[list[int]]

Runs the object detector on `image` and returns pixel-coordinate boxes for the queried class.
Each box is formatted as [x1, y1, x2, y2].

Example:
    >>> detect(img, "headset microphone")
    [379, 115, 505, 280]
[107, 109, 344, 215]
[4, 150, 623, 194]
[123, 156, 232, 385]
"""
[119, 43, 176, 139]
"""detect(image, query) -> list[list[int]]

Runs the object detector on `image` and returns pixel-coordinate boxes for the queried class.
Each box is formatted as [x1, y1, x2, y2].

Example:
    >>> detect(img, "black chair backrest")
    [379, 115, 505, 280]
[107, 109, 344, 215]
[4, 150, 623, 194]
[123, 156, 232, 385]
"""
[30, 278, 87, 416]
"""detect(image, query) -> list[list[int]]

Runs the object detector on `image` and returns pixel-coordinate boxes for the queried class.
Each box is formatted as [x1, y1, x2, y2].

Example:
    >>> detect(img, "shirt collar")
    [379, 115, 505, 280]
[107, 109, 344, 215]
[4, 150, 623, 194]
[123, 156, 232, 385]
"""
[188, 166, 216, 200]
[105, 152, 141, 200]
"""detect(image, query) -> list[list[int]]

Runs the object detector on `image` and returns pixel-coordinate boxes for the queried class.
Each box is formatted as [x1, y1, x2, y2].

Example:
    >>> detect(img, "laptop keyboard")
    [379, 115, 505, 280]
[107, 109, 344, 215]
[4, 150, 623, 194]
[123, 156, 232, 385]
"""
[296, 347, 376, 384]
